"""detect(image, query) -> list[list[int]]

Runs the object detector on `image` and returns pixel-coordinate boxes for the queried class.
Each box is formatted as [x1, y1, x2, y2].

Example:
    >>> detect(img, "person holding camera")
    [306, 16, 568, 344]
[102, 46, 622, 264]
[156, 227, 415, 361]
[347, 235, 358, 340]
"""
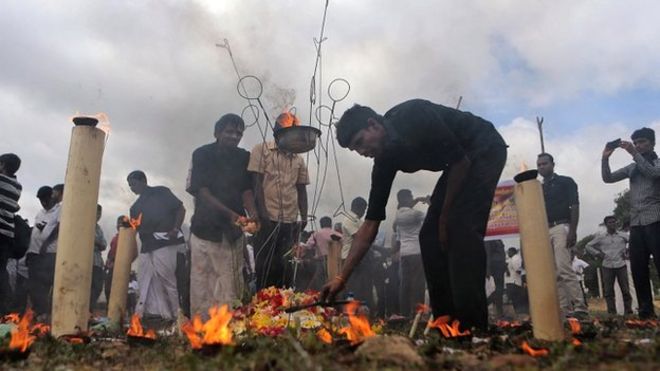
[602, 127, 660, 319]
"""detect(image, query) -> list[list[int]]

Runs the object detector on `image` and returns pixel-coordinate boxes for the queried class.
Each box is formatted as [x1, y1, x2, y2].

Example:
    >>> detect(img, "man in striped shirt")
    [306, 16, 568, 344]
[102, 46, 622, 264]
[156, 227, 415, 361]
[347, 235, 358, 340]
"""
[0, 153, 22, 315]
[602, 127, 660, 319]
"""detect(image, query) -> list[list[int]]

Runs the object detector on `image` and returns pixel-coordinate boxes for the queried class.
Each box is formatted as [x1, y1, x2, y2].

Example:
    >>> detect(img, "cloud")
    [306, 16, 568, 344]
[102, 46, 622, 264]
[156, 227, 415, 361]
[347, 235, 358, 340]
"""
[2, 0, 660, 242]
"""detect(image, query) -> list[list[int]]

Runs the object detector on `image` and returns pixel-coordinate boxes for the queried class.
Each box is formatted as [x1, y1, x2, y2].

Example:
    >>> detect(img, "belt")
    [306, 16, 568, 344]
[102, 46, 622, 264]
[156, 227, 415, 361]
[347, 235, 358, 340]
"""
[548, 220, 569, 227]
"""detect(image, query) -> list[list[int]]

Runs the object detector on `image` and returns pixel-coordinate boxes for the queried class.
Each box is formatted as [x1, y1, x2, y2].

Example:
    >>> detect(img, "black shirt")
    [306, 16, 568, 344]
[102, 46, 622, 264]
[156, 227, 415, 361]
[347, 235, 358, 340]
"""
[130, 186, 184, 253]
[541, 174, 579, 224]
[366, 99, 507, 221]
[187, 143, 251, 242]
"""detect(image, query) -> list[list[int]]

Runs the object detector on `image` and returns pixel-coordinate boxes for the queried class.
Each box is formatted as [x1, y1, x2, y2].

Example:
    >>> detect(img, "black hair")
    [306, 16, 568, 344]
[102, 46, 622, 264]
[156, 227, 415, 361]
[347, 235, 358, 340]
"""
[537, 153, 554, 164]
[127, 170, 147, 183]
[0, 153, 21, 176]
[336, 104, 384, 147]
[631, 127, 655, 143]
[319, 216, 332, 228]
[603, 215, 617, 224]
[36, 186, 53, 200]
[97, 204, 103, 212]
[351, 197, 367, 212]
[53, 184, 64, 194]
[214, 113, 245, 134]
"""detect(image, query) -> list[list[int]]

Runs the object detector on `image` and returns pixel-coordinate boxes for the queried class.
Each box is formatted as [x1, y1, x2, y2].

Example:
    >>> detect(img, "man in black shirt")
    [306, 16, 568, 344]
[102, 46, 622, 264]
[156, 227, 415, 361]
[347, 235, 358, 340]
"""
[187, 114, 258, 318]
[321, 99, 507, 330]
[128, 170, 185, 325]
[537, 153, 588, 318]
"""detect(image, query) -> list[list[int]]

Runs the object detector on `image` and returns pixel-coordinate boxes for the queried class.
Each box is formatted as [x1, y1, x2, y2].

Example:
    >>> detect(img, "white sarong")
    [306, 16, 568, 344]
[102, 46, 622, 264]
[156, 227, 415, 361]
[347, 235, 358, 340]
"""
[136, 244, 183, 320]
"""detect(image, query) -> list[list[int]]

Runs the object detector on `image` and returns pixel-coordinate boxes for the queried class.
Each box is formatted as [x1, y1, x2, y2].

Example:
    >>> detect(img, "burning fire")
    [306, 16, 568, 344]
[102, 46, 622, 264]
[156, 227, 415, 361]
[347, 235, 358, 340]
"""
[123, 213, 142, 230]
[521, 341, 549, 357]
[276, 112, 300, 129]
[338, 301, 375, 344]
[181, 305, 234, 349]
[31, 323, 50, 337]
[415, 303, 430, 314]
[8, 311, 36, 353]
[127, 314, 156, 339]
[3, 313, 20, 324]
[625, 319, 659, 329]
[496, 320, 522, 328]
[427, 315, 470, 338]
[567, 317, 581, 335]
[316, 328, 333, 344]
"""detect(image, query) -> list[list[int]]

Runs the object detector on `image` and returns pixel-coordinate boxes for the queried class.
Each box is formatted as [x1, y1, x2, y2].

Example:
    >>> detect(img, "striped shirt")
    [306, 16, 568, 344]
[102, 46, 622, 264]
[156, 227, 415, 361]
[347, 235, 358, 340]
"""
[602, 152, 660, 226]
[0, 174, 22, 238]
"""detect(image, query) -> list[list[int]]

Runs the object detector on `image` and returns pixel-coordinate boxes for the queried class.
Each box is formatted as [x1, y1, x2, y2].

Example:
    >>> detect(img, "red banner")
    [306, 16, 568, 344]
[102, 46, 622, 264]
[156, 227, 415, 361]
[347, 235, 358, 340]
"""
[485, 180, 519, 240]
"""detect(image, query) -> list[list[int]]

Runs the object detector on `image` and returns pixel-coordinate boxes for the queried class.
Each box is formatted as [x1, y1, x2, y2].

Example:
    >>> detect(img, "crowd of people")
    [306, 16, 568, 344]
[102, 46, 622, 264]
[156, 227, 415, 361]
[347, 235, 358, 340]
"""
[0, 99, 658, 331]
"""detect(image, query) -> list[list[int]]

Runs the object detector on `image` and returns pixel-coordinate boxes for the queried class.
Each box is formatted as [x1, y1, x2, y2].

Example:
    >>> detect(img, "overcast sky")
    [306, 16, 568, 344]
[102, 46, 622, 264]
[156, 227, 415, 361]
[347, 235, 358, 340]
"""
[2, 0, 660, 245]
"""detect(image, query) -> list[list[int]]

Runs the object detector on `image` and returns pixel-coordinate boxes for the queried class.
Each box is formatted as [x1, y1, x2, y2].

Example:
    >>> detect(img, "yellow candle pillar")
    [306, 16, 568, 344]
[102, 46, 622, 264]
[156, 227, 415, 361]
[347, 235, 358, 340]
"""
[107, 225, 138, 324]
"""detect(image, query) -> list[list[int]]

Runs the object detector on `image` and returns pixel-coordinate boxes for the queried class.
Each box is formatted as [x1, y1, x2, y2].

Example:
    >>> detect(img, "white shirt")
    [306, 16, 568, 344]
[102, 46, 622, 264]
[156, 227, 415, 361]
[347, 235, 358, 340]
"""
[505, 254, 523, 286]
[341, 211, 362, 260]
[27, 203, 61, 255]
[393, 207, 425, 256]
[572, 257, 589, 281]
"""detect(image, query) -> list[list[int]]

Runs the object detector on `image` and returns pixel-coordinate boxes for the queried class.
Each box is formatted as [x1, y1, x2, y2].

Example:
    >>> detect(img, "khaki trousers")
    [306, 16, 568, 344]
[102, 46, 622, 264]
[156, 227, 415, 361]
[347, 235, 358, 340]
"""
[190, 233, 244, 320]
[549, 224, 588, 314]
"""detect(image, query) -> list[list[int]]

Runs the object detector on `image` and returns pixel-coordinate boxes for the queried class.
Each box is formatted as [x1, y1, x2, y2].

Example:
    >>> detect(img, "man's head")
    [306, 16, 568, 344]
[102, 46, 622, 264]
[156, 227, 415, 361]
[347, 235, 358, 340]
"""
[350, 197, 368, 218]
[127, 170, 148, 195]
[0, 153, 21, 176]
[536, 153, 555, 178]
[116, 215, 126, 231]
[52, 184, 64, 203]
[631, 127, 655, 155]
[320, 216, 332, 229]
[507, 247, 518, 258]
[336, 104, 387, 158]
[36, 186, 53, 210]
[603, 215, 617, 233]
[214, 113, 245, 148]
[96, 204, 103, 222]
[397, 189, 414, 208]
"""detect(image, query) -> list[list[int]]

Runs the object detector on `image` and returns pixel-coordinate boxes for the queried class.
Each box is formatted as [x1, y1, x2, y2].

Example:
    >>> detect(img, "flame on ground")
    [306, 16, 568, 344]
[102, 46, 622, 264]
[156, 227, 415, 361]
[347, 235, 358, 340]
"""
[625, 319, 659, 328]
[276, 112, 300, 129]
[31, 323, 50, 337]
[8, 310, 36, 353]
[427, 315, 470, 338]
[316, 328, 333, 344]
[338, 301, 375, 344]
[181, 305, 234, 349]
[572, 338, 582, 346]
[496, 320, 522, 328]
[127, 314, 156, 339]
[567, 317, 581, 335]
[3, 313, 20, 324]
[521, 341, 549, 357]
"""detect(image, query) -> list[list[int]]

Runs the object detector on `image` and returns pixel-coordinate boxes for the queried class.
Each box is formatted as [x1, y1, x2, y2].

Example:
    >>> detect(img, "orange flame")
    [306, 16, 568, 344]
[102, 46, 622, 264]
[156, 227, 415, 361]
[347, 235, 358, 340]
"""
[567, 317, 581, 335]
[316, 328, 333, 344]
[415, 303, 430, 314]
[521, 341, 549, 357]
[338, 301, 375, 344]
[8, 310, 36, 353]
[3, 313, 20, 324]
[123, 213, 143, 230]
[276, 112, 300, 129]
[571, 338, 582, 346]
[181, 305, 234, 349]
[520, 161, 529, 172]
[126, 314, 156, 339]
[625, 319, 659, 329]
[31, 323, 50, 337]
[496, 320, 522, 328]
[427, 315, 470, 338]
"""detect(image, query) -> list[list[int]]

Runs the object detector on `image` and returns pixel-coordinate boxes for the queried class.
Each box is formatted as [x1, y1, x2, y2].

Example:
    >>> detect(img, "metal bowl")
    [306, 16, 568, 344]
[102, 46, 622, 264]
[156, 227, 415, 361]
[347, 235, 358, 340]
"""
[274, 126, 322, 154]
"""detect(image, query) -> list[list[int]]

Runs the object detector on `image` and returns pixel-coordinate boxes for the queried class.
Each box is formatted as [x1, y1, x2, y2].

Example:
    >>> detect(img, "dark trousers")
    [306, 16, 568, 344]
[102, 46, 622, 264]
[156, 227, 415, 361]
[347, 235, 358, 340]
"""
[384, 260, 400, 316]
[11, 274, 29, 313]
[602, 265, 632, 314]
[176, 251, 191, 318]
[0, 248, 9, 315]
[629, 222, 660, 318]
[506, 283, 529, 315]
[419, 144, 507, 330]
[399, 254, 426, 317]
[255, 221, 296, 289]
[26, 253, 56, 316]
[89, 266, 105, 312]
[488, 267, 506, 317]
[104, 268, 113, 303]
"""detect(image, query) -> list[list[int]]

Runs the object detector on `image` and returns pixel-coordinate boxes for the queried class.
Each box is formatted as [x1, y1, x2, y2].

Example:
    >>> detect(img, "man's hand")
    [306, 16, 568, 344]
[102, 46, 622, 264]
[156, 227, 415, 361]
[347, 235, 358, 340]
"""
[602, 145, 616, 160]
[620, 140, 637, 156]
[567, 230, 577, 248]
[166, 229, 179, 240]
[438, 217, 449, 249]
[320, 276, 345, 303]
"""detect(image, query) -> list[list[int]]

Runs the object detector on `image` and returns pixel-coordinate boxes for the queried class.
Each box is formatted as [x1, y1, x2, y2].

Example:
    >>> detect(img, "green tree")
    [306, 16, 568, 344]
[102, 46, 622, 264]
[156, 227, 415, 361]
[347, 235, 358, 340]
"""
[612, 189, 631, 227]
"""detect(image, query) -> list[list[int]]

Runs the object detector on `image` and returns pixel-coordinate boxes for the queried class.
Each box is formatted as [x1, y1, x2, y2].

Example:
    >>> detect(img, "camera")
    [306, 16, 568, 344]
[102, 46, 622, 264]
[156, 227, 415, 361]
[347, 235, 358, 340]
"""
[606, 138, 621, 150]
